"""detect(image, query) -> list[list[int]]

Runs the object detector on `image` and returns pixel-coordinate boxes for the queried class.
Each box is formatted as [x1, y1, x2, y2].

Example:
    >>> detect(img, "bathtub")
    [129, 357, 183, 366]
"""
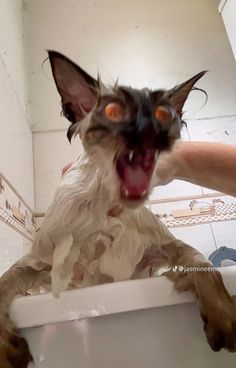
[10, 267, 236, 368]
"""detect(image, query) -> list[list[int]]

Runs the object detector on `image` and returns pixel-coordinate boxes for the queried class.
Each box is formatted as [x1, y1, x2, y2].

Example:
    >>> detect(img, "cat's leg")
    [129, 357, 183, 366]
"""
[0, 255, 50, 368]
[157, 222, 236, 352]
[138, 208, 236, 351]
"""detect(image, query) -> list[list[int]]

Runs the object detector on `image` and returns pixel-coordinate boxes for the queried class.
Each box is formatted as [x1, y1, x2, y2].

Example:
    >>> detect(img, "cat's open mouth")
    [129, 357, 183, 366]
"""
[115, 148, 157, 201]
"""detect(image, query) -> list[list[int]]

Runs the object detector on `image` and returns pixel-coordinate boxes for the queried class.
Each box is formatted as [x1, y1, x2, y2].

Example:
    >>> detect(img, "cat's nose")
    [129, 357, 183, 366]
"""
[135, 105, 152, 133]
[135, 116, 152, 133]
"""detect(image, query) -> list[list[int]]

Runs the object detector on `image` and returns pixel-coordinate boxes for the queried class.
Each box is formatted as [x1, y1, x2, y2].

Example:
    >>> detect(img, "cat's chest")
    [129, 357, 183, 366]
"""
[78, 211, 151, 270]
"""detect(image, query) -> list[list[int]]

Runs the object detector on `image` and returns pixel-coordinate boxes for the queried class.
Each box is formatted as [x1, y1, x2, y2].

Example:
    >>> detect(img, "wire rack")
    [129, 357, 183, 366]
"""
[0, 207, 34, 241]
[157, 201, 236, 228]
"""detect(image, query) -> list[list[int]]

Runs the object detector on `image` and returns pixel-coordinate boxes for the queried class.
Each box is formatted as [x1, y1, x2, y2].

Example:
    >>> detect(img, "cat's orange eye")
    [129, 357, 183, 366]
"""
[155, 106, 173, 124]
[104, 102, 125, 123]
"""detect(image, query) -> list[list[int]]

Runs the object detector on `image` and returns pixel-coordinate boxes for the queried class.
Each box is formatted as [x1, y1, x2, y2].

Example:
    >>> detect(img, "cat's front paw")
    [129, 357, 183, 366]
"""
[201, 292, 236, 352]
[0, 328, 32, 368]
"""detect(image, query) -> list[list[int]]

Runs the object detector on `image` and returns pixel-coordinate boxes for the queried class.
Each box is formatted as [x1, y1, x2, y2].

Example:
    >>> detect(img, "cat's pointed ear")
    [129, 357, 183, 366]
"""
[48, 50, 99, 142]
[166, 71, 207, 116]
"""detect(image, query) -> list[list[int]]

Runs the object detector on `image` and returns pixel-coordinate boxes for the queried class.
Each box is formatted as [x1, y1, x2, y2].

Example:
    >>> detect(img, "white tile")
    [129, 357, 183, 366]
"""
[149, 195, 235, 258]
[147, 199, 217, 258]
[0, 60, 34, 208]
[150, 180, 202, 200]
[0, 2, 34, 274]
[0, 0, 28, 115]
[170, 224, 216, 259]
[201, 186, 219, 195]
[216, 195, 236, 205]
[26, 0, 236, 133]
[0, 222, 27, 276]
[211, 221, 236, 250]
[33, 131, 83, 213]
[187, 115, 236, 144]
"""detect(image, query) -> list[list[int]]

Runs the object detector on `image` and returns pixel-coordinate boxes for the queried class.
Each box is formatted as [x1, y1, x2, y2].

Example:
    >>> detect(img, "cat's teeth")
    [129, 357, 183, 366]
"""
[124, 189, 130, 197]
[129, 150, 134, 162]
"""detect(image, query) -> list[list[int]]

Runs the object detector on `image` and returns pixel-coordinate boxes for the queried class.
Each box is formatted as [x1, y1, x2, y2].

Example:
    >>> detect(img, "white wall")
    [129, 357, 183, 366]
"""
[26, 0, 236, 260]
[220, 0, 236, 61]
[0, 0, 34, 275]
[33, 131, 82, 214]
[25, 0, 236, 133]
[26, 0, 236, 206]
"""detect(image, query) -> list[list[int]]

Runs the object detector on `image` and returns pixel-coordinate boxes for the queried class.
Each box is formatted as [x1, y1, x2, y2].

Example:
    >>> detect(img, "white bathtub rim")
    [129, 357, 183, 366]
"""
[10, 266, 236, 329]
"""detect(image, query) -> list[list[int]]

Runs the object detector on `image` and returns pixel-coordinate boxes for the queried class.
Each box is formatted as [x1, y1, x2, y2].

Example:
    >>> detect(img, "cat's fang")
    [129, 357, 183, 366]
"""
[129, 150, 134, 162]
[124, 189, 130, 197]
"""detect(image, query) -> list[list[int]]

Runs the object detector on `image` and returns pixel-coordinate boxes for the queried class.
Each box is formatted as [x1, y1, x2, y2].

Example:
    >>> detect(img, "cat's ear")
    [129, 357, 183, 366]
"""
[166, 71, 207, 116]
[48, 50, 99, 142]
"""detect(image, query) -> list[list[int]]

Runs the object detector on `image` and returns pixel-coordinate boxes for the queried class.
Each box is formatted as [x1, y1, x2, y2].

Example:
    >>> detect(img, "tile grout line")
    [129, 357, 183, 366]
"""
[0, 54, 30, 128]
[209, 223, 218, 251]
[185, 114, 236, 122]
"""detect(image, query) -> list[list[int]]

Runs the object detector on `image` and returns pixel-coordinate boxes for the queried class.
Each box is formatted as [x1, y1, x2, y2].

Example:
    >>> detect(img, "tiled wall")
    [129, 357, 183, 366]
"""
[33, 131, 83, 214]
[0, 1, 34, 275]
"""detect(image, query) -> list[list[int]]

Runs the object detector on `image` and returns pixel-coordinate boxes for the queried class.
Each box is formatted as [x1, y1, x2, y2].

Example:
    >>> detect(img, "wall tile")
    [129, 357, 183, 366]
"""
[211, 220, 236, 250]
[25, 0, 236, 132]
[0, 222, 25, 276]
[170, 224, 216, 259]
[0, 1, 34, 273]
[33, 131, 83, 213]
[150, 181, 202, 200]
[187, 115, 236, 144]
[0, 61, 34, 207]
[0, 0, 28, 116]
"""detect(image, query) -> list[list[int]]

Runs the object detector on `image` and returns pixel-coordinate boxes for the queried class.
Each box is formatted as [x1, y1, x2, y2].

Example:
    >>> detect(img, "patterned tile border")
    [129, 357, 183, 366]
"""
[158, 204, 236, 228]
[0, 172, 35, 241]
[1, 171, 235, 239]
[151, 200, 236, 228]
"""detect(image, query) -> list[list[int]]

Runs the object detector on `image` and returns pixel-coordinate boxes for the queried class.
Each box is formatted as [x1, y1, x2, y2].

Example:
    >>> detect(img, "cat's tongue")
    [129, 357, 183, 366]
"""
[120, 165, 148, 199]
[116, 148, 156, 201]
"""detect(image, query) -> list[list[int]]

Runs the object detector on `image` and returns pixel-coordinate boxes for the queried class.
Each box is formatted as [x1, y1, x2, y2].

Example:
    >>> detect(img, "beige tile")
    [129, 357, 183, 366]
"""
[0, 222, 26, 276]
[170, 224, 217, 258]
[211, 220, 236, 250]
[0, 62, 34, 208]
[150, 180, 202, 200]
[187, 115, 236, 144]
[33, 131, 83, 213]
